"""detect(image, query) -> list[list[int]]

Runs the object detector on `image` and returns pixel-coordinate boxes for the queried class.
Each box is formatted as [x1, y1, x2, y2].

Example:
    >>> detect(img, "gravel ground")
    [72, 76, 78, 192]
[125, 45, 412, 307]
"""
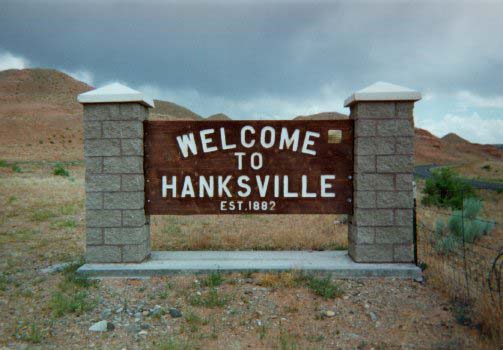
[0, 270, 496, 350]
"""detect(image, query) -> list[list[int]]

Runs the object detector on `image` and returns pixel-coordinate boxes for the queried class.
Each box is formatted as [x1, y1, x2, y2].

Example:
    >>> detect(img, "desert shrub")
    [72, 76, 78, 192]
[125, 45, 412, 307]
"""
[481, 164, 491, 171]
[201, 271, 224, 287]
[305, 274, 343, 299]
[187, 288, 229, 308]
[434, 233, 458, 255]
[50, 290, 94, 316]
[0, 160, 7, 167]
[157, 336, 195, 350]
[11, 164, 22, 173]
[14, 321, 44, 343]
[447, 198, 494, 243]
[30, 209, 56, 222]
[434, 198, 495, 252]
[422, 168, 475, 209]
[53, 162, 69, 177]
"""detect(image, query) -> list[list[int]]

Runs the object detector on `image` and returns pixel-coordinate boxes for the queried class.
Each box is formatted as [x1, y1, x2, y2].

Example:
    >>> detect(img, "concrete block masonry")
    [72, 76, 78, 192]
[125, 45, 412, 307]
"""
[77, 81, 422, 275]
[80, 96, 152, 263]
[346, 82, 420, 263]
[77, 251, 422, 279]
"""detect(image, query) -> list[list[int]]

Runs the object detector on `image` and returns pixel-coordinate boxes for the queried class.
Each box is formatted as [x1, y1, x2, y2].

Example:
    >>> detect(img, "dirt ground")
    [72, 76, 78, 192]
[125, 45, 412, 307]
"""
[0, 162, 500, 349]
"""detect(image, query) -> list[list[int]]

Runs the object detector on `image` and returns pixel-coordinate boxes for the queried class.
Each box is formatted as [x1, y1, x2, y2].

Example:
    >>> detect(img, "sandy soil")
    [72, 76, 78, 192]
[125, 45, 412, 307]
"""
[0, 163, 499, 349]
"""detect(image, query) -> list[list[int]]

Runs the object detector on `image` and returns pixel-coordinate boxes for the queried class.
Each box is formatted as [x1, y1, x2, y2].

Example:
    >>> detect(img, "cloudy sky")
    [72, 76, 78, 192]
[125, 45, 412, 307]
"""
[1, 0, 502, 143]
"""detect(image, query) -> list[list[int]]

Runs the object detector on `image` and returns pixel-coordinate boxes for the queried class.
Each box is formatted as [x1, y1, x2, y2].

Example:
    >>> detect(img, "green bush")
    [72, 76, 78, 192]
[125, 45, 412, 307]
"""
[422, 168, 475, 209]
[434, 234, 458, 254]
[305, 274, 343, 299]
[11, 164, 22, 173]
[434, 198, 495, 252]
[50, 290, 94, 316]
[53, 163, 69, 177]
[201, 271, 224, 287]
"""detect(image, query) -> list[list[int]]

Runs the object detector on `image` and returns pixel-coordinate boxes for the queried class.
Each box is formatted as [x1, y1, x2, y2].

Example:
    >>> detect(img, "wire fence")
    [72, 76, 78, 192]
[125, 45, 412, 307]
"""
[415, 188, 502, 341]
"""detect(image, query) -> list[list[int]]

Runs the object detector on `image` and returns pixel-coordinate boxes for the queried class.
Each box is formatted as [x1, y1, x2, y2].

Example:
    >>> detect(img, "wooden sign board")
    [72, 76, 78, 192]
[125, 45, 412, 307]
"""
[144, 120, 353, 215]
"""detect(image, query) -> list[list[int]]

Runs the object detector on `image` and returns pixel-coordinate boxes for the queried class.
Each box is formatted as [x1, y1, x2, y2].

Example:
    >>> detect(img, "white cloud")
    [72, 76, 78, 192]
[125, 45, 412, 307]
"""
[139, 82, 347, 120]
[0, 51, 29, 71]
[63, 69, 94, 86]
[456, 91, 503, 108]
[417, 112, 503, 144]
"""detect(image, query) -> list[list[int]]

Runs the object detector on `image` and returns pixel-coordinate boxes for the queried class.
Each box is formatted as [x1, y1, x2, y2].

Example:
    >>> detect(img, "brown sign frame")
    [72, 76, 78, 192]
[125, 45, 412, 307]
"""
[144, 120, 353, 215]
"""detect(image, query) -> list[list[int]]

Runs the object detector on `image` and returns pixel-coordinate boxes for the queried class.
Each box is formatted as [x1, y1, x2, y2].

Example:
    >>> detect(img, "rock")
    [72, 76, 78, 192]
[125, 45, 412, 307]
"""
[150, 305, 165, 317]
[323, 310, 336, 317]
[115, 307, 123, 314]
[369, 312, 377, 322]
[169, 308, 182, 318]
[126, 324, 141, 333]
[141, 323, 151, 330]
[100, 308, 112, 319]
[89, 320, 112, 332]
[138, 330, 148, 336]
[40, 261, 75, 274]
[134, 312, 142, 319]
[142, 310, 149, 317]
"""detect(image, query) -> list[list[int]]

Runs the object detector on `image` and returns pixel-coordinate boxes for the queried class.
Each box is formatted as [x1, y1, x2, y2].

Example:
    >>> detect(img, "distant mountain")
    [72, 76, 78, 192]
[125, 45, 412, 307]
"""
[0, 67, 500, 164]
[0, 68, 92, 117]
[0, 68, 93, 160]
[151, 99, 202, 121]
[415, 129, 501, 164]
[206, 113, 231, 120]
[294, 112, 348, 120]
[441, 133, 469, 144]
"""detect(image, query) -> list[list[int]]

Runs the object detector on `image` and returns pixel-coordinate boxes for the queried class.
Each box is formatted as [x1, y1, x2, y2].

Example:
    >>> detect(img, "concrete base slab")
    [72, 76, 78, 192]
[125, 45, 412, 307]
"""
[77, 251, 422, 279]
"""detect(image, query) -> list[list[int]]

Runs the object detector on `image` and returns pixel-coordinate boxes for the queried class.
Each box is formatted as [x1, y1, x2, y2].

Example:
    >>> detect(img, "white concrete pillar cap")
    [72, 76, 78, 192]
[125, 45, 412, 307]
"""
[344, 81, 421, 107]
[78, 82, 154, 108]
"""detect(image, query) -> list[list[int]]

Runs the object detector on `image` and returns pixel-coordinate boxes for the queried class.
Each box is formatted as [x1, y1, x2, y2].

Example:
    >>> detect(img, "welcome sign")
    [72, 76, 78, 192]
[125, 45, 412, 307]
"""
[144, 120, 353, 214]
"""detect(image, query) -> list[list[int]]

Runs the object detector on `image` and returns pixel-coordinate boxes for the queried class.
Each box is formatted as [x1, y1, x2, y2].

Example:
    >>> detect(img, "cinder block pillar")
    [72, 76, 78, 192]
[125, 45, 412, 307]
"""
[78, 83, 154, 263]
[345, 82, 421, 262]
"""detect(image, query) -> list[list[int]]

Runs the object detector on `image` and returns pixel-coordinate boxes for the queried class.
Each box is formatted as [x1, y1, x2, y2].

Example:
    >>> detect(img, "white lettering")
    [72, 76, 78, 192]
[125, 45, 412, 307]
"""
[199, 176, 214, 197]
[200, 129, 218, 153]
[283, 176, 298, 198]
[218, 175, 233, 197]
[321, 175, 336, 198]
[279, 128, 300, 151]
[176, 133, 198, 158]
[301, 131, 320, 156]
[181, 176, 195, 198]
[256, 175, 270, 197]
[220, 127, 236, 150]
[274, 175, 280, 198]
[237, 175, 251, 197]
[241, 126, 255, 148]
[301, 175, 316, 198]
[260, 126, 275, 148]
[250, 152, 263, 170]
[234, 152, 246, 170]
[162, 175, 177, 198]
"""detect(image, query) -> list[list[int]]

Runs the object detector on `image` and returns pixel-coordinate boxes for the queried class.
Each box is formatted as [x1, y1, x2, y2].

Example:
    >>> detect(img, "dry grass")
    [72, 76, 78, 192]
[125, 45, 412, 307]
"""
[416, 181, 503, 346]
[0, 162, 85, 271]
[452, 160, 503, 183]
[0, 162, 499, 349]
[151, 214, 347, 251]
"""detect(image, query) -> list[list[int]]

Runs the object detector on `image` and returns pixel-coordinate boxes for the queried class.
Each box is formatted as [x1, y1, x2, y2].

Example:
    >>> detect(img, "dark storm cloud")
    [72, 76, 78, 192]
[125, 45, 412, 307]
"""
[1, 0, 502, 142]
[1, 0, 501, 97]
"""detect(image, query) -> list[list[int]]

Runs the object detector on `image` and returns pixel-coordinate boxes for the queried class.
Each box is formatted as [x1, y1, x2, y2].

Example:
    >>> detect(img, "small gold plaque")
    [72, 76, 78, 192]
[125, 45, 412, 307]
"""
[328, 129, 342, 144]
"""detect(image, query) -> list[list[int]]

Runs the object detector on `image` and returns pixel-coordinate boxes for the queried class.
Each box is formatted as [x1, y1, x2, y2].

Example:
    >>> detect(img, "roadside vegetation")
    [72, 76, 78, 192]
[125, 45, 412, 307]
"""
[0, 161, 500, 349]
